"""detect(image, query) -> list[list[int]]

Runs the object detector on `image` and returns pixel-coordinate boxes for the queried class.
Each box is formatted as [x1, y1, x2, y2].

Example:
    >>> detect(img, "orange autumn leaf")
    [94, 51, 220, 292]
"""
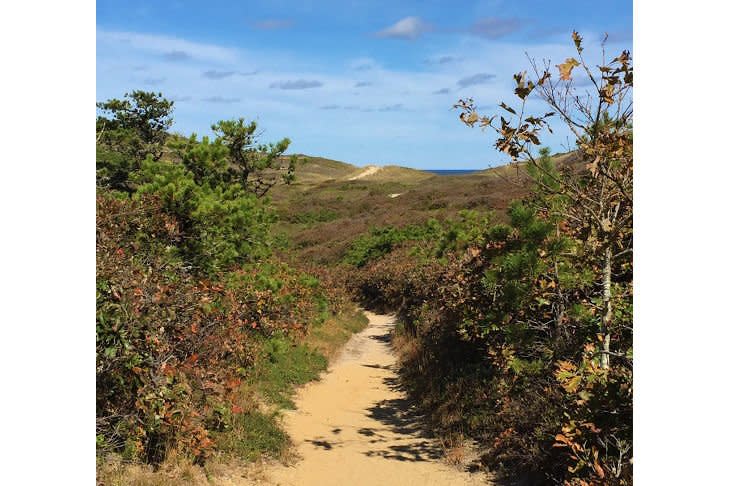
[557, 58, 580, 80]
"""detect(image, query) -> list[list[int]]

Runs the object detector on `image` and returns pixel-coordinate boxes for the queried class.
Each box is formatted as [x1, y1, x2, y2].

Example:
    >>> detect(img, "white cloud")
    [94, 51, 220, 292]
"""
[270, 79, 324, 90]
[97, 29, 238, 63]
[97, 28, 616, 167]
[375, 17, 431, 40]
[457, 73, 496, 88]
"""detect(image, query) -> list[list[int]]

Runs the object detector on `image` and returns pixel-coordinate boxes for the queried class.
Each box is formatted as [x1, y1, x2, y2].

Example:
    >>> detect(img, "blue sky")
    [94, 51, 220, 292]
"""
[96, 0, 632, 169]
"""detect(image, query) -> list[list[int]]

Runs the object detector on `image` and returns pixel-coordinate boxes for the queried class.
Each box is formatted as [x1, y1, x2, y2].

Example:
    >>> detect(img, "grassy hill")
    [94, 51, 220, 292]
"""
[285, 155, 358, 185]
[269, 154, 584, 265]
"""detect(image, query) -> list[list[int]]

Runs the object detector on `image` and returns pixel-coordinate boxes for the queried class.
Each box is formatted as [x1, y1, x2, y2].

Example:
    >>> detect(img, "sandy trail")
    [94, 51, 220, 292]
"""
[348, 166, 382, 180]
[263, 312, 491, 486]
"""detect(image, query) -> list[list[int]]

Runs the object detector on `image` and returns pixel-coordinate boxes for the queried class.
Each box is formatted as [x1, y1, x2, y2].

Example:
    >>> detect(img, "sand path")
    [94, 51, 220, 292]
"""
[348, 166, 382, 180]
[262, 312, 491, 486]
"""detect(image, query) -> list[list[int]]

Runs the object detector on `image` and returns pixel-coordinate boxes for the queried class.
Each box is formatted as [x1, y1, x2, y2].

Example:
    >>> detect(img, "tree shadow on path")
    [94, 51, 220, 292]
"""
[360, 367, 443, 462]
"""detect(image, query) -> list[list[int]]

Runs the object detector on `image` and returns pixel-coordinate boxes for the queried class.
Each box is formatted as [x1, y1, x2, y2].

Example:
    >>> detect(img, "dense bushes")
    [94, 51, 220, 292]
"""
[345, 34, 633, 485]
[96, 93, 352, 468]
[344, 210, 491, 268]
[96, 194, 340, 463]
[132, 156, 274, 272]
[348, 195, 632, 484]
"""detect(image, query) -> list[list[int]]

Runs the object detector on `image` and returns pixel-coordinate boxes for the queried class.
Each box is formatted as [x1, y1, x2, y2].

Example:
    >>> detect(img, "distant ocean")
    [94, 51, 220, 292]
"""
[425, 169, 480, 176]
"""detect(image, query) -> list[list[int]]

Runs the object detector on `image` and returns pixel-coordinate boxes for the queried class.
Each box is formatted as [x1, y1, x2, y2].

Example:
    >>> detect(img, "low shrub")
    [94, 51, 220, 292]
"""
[96, 193, 347, 465]
[349, 199, 633, 485]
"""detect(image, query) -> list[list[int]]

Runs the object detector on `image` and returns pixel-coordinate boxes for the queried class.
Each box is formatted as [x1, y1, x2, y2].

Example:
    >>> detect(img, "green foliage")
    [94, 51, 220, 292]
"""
[343, 220, 442, 267]
[215, 410, 289, 461]
[96, 91, 175, 190]
[132, 157, 274, 272]
[97, 91, 174, 151]
[95, 92, 356, 468]
[435, 210, 492, 256]
[96, 193, 349, 464]
[287, 208, 339, 225]
[207, 118, 298, 198]
[343, 210, 494, 268]
[349, 180, 632, 484]
[253, 336, 328, 409]
[170, 134, 230, 188]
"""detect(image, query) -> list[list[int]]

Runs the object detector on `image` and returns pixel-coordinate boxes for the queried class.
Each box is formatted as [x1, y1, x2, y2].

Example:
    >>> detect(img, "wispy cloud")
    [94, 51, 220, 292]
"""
[202, 96, 241, 103]
[378, 103, 404, 112]
[319, 103, 405, 113]
[202, 69, 258, 79]
[425, 55, 461, 65]
[354, 81, 373, 88]
[469, 17, 523, 39]
[319, 104, 363, 111]
[97, 29, 237, 63]
[254, 19, 293, 30]
[142, 77, 166, 85]
[97, 26, 600, 168]
[202, 70, 235, 79]
[376, 17, 431, 40]
[457, 73, 496, 88]
[163, 50, 192, 62]
[350, 58, 377, 71]
[270, 79, 323, 90]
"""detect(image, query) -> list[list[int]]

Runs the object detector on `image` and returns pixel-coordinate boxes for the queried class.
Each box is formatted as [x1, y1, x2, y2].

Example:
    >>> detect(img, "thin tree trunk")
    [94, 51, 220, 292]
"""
[600, 246, 613, 370]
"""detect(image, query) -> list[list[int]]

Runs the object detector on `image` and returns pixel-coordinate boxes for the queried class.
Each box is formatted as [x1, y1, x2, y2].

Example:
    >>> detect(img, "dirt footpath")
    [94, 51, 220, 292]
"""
[262, 312, 492, 486]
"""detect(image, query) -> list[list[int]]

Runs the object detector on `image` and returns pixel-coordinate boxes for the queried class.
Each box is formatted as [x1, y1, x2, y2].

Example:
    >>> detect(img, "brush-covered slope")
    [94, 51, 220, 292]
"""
[270, 154, 587, 265]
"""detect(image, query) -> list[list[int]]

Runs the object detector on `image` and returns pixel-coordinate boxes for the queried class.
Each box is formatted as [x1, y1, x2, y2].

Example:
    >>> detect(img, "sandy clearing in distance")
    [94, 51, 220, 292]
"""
[258, 312, 492, 486]
[348, 166, 382, 180]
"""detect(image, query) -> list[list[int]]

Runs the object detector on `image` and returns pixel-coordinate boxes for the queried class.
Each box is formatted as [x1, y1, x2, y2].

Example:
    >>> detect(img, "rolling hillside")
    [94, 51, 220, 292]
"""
[271, 153, 581, 265]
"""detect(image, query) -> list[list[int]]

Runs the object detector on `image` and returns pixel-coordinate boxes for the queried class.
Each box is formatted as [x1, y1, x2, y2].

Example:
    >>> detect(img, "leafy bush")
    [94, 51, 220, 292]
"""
[350, 195, 632, 484]
[345, 33, 633, 485]
[96, 193, 345, 464]
[96, 100, 346, 468]
[96, 91, 174, 190]
[132, 157, 274, 272]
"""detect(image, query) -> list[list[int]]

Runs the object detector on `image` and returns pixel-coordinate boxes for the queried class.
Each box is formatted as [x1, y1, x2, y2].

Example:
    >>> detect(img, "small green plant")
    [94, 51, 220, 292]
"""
[214, 410, 289, 461]
[253, 336, 328, 408]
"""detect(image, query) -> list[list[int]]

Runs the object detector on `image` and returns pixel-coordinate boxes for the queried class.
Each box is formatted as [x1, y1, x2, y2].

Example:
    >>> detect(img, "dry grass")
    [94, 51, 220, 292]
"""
[269, 157, 550, 266]
[439, 434, 468, 466]
[303, 307, 368, 361]
[391, 330, 421, 366]
[96, 450, 267, 486]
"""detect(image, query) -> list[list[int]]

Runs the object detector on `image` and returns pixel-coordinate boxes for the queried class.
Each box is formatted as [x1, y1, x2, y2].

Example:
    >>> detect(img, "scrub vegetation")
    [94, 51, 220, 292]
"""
[97, 33, 631, 485]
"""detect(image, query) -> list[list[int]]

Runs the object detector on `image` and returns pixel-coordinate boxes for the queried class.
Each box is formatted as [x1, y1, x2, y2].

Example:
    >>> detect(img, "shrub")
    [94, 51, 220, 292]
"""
[96, 194, 342, 464]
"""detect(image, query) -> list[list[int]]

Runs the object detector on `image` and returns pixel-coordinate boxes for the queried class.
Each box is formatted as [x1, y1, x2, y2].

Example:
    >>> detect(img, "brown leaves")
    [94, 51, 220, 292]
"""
[599, 83, 615, 105]
[537, 70, 551, 86]
[499, 102, 517, 115]
[460, 111, 480, 126]
[572, 31, 584, 54]
[513, 71, 535, 100]
[557, 58, 581, 81]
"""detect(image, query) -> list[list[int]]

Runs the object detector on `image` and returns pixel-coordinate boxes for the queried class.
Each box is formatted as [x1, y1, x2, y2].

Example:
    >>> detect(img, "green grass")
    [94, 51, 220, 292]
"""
[253, 336, 328, 409]
[210, 307, 369, 464]
[215, 409, 289, 461]
[249, 308, 369, 410]
[305, 309, 369, 358]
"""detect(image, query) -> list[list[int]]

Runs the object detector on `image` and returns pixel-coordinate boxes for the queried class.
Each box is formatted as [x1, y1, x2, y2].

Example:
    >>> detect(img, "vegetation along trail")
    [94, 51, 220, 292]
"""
[265, 312, 491, 485]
